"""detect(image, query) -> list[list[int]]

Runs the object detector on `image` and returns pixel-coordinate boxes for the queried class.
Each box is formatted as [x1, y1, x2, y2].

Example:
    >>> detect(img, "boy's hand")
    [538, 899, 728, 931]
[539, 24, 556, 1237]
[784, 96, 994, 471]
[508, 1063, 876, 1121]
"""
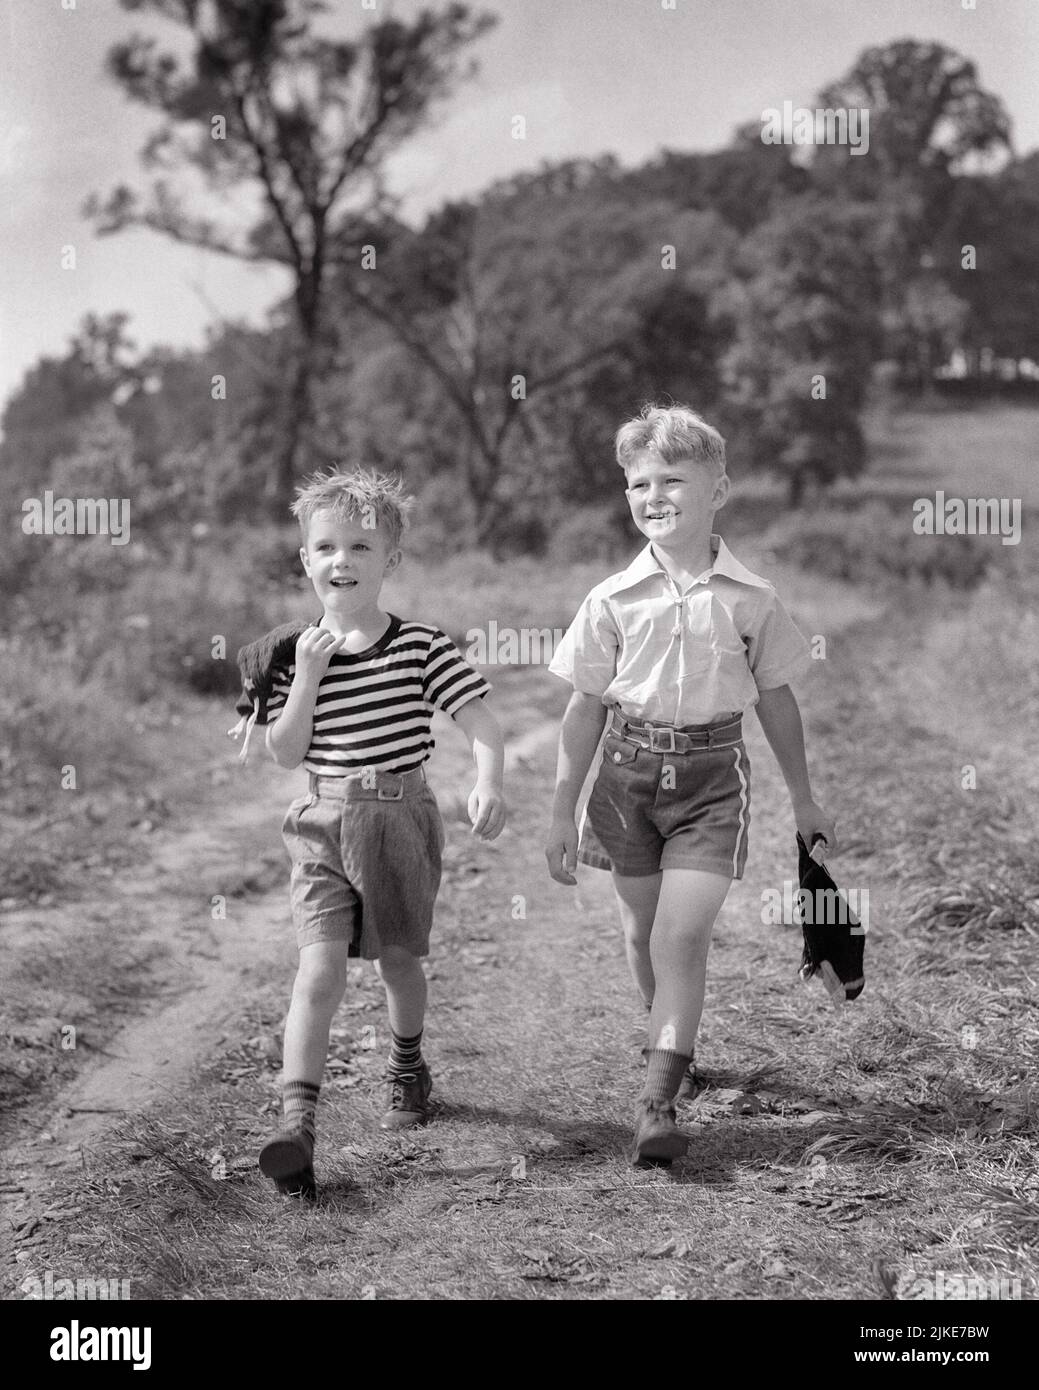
[794, 799, 838, 858]
[468, 782, 506, 840]
[545, 816, 579, 885]
[294, 624, 344, 683]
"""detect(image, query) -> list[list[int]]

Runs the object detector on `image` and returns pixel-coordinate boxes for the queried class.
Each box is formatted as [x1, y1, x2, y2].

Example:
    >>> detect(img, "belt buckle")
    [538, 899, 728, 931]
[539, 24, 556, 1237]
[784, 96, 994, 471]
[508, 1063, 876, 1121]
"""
[377, 779, 404, 801]
[647, 726, 676, 754]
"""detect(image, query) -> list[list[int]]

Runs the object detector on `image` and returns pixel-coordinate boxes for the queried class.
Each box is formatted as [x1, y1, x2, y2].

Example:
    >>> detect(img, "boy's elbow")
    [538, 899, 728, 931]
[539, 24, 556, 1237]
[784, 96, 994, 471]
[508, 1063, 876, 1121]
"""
[570, 690, 607, 723]
[265, 728, 297, 768]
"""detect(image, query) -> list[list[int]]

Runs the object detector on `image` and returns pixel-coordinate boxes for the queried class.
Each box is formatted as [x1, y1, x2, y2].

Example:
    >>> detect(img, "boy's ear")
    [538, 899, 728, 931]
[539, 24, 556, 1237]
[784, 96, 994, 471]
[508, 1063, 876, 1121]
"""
[384, 548, 402, 574]
[299, 545, 311, 574]
[711, 475, 731, 511]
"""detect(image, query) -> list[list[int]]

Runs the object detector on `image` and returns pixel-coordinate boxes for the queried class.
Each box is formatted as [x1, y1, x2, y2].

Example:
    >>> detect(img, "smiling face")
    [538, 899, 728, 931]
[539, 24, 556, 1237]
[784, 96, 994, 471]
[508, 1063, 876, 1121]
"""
[300, 508, 400, 617]
[624, 449, 729, 548]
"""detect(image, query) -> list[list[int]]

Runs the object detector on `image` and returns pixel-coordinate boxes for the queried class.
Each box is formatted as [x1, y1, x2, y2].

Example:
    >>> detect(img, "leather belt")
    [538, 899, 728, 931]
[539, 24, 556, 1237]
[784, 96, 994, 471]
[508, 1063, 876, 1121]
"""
[307, 766, 426, 801]
[610, 710, 742, 754]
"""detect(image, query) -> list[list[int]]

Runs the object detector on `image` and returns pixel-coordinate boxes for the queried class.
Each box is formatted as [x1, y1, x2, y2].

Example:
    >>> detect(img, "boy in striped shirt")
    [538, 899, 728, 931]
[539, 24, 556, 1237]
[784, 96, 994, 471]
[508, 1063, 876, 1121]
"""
[251, 468, 506, 1199]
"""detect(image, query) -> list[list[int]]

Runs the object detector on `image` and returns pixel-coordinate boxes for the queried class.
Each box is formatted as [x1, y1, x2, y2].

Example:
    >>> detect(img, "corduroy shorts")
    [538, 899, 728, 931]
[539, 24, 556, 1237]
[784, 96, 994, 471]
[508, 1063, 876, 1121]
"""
[281, 769, 444, 958]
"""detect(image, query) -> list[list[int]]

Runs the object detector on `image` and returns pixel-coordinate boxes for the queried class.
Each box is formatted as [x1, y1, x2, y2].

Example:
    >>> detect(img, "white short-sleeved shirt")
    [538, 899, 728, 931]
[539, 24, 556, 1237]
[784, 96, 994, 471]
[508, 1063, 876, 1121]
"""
[548, 536, 809, 726]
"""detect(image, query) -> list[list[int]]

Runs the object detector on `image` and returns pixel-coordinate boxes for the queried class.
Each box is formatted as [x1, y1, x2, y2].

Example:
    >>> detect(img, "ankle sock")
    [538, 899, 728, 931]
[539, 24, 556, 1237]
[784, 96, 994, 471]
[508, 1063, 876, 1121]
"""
[388, 1029, 423, 1079]
[641, 1049, 693, 1106]
[282, 1079, 319, 1153]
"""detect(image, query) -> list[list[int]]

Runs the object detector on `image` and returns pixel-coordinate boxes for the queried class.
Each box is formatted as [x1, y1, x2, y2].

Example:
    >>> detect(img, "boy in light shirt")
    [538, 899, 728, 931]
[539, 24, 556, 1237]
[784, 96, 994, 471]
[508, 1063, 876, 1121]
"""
[545, 405, 836, 1164]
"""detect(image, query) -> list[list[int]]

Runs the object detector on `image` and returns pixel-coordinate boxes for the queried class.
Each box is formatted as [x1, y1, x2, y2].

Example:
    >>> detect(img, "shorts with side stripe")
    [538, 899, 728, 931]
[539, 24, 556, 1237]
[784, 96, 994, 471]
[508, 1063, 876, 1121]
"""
[578, 730, 751, 880]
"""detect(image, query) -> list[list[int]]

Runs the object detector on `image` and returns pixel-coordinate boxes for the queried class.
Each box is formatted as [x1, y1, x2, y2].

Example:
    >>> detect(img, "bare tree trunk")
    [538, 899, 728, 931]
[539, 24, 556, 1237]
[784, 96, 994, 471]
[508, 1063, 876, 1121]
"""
[787, 470, 805, 509]
[270, 270, 321, 516]
[270, 341, 313, 515]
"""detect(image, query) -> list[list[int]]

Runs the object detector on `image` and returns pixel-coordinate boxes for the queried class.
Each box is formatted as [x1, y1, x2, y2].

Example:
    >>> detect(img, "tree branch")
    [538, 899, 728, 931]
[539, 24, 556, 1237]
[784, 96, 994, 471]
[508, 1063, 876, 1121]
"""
[341, 278, 492, 457]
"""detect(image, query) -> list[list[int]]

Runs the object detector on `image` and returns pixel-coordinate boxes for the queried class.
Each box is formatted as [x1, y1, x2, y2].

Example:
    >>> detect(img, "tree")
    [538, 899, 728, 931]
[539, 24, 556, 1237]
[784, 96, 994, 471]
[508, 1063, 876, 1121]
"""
[0, 313, 139, 514]
[722, 196, 883, 504]
[621, 131, 810, 236]
[334, 170, 736, 548]
[84, 0, 495, 512]
[933, 153, 1039, 370]
[814, 40, 1012, 185]
[809, 40, 1012, 378]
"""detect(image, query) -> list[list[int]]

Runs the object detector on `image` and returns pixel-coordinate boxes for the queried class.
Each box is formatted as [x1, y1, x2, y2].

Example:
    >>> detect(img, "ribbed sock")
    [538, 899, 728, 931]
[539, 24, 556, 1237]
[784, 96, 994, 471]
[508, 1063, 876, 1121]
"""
[282, 1079, 319, 1154]
[388, 1029, 424, 1079]
[640, 1049, 693, 1106]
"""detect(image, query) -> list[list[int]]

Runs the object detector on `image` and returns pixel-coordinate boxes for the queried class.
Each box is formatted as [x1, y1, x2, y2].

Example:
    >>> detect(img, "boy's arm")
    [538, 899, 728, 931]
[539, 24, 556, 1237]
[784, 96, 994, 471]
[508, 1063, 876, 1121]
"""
[451, 698, 506, 840]
[546, 690, 609, 884]
[265, 678, 319, 768]
[266, 628, 343, 768]
[754, 684, 838, 854]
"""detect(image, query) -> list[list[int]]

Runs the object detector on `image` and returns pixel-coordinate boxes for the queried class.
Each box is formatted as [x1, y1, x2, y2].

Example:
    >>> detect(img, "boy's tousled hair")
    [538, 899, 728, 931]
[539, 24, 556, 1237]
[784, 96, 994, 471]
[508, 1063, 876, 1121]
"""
[290, 466, 413, 548]
[615, 404, 727, 478]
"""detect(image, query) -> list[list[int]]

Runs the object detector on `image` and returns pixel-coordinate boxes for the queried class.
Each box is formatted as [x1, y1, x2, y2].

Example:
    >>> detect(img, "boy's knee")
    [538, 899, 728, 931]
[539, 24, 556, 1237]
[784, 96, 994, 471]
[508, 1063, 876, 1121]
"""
[377, 946, 422, 981]
[294, 957, 348, 1009]
[653, 912, 715, 951]
[621, 913, 653, 946]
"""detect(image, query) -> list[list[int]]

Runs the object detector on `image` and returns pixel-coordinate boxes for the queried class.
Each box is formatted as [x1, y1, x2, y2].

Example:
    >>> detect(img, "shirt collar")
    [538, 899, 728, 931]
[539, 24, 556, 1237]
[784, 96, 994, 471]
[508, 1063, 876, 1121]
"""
[607, 534, 772, 595]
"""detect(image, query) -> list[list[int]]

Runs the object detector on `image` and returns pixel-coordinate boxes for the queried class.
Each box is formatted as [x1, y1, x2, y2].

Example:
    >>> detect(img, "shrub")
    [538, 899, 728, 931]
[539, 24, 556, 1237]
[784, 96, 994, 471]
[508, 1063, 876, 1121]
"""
[765, 500, 991, 590]
[547, 503, 628, 565]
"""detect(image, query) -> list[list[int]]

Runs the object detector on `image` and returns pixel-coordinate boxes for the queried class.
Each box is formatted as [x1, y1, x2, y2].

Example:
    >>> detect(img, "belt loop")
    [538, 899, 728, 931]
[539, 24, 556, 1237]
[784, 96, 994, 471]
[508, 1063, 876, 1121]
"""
[308, 771, 319, 794]
[708, 716, 741, 747]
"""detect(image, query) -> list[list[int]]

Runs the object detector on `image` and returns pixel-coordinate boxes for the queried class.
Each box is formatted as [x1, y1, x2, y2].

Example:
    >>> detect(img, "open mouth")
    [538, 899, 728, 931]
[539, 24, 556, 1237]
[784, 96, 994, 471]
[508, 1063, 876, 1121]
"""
[329, 578, 356, 588]
[646, 510, 677, 522]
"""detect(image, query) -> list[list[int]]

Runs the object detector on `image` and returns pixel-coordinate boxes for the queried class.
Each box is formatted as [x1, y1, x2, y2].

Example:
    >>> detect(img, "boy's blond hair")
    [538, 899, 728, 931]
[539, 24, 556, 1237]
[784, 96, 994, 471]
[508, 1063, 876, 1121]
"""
[615, 404, 727, 479]
[290, 467, 413, 549]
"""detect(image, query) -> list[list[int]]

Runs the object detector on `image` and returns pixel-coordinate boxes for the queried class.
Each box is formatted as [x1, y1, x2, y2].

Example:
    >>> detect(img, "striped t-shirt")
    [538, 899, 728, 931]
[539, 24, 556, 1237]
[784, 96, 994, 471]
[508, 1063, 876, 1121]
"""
[264, 615, 490, 775]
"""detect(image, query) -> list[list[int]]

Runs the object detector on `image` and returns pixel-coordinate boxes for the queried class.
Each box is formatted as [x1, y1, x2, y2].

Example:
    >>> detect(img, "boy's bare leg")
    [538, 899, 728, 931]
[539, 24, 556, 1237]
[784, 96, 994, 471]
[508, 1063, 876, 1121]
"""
[612, 870, 661, 1008]
[261, 938, 350, 1195]
[634, 868, 731, 1161]
[374, 944, 427, 1037]
[375, 944, 431, 1129]
[283, 939, 351, 1082]
[646, 868, 732, 1057]
[614, 868, 701, 1096]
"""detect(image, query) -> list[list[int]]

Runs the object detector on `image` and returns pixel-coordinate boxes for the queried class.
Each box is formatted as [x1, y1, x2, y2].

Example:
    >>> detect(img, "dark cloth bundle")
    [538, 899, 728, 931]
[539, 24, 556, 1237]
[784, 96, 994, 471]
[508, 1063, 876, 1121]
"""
[796, 832, 865, 1003]
[228, 619, 313, 759]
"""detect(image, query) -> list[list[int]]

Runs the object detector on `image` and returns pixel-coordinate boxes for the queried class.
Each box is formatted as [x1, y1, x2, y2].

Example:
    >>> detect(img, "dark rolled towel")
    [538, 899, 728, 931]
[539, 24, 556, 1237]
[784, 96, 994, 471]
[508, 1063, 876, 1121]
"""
[233, 619, 314, 720]
[228, 619, 314, 758]
[796, 832, 865, 1003]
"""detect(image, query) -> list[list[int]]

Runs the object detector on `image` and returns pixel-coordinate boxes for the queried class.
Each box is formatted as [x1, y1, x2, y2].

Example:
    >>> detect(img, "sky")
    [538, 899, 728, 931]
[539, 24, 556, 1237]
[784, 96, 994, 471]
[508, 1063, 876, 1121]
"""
[1, 0, 1037, 414]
